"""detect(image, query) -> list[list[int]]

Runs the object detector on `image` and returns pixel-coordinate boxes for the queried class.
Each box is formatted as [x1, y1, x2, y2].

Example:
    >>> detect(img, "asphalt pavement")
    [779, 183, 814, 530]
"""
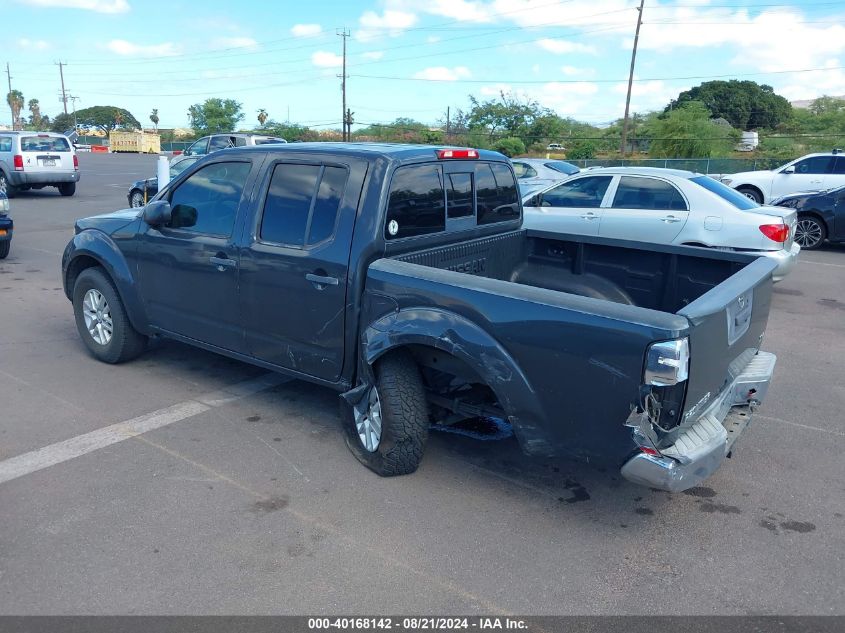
[0, 153, 843, 615]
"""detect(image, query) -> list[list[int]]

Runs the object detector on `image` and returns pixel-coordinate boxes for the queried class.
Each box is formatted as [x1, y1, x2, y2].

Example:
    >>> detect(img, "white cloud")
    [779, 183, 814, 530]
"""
[212, 37, 258, 50]
[536, 38, 597, 55]
[105, 39, 180, 57]
[291, 23, 322, 37]
[426, 36, 440, 44]
[362, 51, 384, 60]
[311, 51, 343, 68]
[19, 0, 129, 12]
[611, 79, 679, 113]
[421, 0, 493, 23]
[356, 9, 417, 42]
[18, 38, 50, 50]
[413, 66, 471, 81]
[478, 82, 599, 118]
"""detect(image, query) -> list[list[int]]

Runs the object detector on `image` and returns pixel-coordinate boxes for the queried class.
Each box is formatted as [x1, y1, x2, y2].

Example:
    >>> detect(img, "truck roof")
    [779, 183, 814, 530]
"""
[220, 142, 508, 162]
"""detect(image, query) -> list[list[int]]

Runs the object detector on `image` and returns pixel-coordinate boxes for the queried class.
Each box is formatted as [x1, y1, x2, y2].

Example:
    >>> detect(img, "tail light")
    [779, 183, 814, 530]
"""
[759, 223, 789, 243]
[645, 338, 689, 386]
[73, 155, 79, 170]
[13, 155, 23, 171]
[436, 148, 479, 159]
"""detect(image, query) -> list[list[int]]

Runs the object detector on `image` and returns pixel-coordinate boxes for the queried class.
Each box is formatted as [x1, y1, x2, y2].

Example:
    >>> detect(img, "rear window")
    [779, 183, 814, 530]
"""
[385, 165, 445, 239]
[255, 138, 287, 145]
[691, 175, 758, 210]
[20, 136, 70, 152]
[544, 160, 579, 175]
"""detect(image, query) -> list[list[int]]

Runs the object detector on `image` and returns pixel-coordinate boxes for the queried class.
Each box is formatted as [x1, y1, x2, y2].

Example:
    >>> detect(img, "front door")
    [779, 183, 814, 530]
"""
[598, 175, 690, 243]
[238, 158, 365, 381]
[137, 158, 257, 352]
[771, 155, 834, 200]
[522, 175, 614, 236]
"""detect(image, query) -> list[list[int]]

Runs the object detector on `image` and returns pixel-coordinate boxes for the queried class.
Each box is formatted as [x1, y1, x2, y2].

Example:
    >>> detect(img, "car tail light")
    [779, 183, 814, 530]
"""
[759, 223, 789, 243]
[73, 155, 79, 170]
[436, 148, 479, 159]
[13, 155, 24, 171]
[644, 338, 690, 386]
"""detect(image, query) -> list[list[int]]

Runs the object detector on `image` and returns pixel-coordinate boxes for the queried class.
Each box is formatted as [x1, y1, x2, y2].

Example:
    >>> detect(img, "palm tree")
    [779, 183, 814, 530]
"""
[6, 90, 24, 130]
[257, 109, 268, 126]
[28, 98, 43, 129]
[150, 108, 159, 132]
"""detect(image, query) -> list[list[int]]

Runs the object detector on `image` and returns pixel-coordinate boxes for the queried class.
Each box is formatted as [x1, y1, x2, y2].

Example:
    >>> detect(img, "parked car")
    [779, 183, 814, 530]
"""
[512, 158, 580, 196]
[546, 143, 564, 151]
[0, 131, 80, 198]
[771, 184, 845, 250]
[720, 150, 845, 204]
[127, 155, 201, 207]
[0, 191, 12, 259]
[522, 167, 800, 281]
[62, 144, 779, 492]
[183, 133, 287, 157]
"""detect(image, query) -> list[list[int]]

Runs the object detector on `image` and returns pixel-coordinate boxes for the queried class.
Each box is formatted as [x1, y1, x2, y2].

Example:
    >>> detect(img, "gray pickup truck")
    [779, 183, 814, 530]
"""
[62, 144, 777, 492]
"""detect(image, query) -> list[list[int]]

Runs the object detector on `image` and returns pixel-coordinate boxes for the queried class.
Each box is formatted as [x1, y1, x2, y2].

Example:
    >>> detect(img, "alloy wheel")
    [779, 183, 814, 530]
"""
[794, 218, 823, 248]
[82, 289, 113, 345]
[353, 386, 383, 452]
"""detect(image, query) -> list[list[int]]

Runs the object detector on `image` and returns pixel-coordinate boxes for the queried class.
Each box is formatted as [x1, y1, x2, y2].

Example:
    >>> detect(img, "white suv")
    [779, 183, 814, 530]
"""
[0, 131, 80, 197]
[721, 150, 845, 204]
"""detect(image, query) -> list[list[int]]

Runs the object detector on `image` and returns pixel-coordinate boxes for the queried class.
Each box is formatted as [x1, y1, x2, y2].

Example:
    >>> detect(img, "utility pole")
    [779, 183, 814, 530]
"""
[69, 95, 80, 133]
[5, 63, 13, 129]
[620, 0, 645, 156]
[57, 61, 68, 115]
[337, 29, 350, 141]
[446, 106, 451, 141]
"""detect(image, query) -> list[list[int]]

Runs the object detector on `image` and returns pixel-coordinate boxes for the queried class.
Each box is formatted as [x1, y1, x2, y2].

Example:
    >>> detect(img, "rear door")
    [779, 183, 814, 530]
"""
[599, 175, 690, 243]
[238, 157, 367, 381]
[522, 174, 613, 236]
[18, 134, 74, 176]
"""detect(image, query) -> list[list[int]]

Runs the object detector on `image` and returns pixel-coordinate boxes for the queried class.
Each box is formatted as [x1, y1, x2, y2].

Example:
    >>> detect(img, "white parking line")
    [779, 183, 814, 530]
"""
[0, 372, 289, 486]
[799, 259, 845, 269]
[757, 414, 845, 437]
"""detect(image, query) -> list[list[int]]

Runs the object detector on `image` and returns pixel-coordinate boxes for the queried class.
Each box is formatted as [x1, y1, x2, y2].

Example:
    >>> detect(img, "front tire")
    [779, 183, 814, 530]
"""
[737, 186, 762, 204]
[58, 182, 76, 197]
[72, 268, 147, 363]
[794, 216, 827, 250]
[129, 190, 145, 208]
[0, 172, 16, 198]
[342, 350, 430, 476]
[0, 241, 9, 259]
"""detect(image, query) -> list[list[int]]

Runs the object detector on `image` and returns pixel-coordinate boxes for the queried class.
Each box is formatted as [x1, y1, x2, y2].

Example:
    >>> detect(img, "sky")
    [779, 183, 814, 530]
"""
[4, 0, 845, 132]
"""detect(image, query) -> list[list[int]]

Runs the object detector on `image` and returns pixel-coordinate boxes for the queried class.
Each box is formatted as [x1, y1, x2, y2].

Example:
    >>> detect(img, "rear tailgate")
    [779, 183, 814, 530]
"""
[19, 134, 74, 174]
[677, 256, 776, 424]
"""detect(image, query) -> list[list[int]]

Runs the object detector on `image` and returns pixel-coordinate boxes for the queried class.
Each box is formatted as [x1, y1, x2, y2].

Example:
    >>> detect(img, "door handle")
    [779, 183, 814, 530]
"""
[580, 212, 599, 220]
[305, 273, 339, 287]
[660, 215, 682, 223]
[209, 256, 236, 270]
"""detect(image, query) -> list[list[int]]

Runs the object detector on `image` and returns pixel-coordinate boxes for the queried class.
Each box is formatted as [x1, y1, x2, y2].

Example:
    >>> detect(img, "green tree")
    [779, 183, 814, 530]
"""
[6, 90, 24, 130]
[566, 141, 598, 160]
[28, 99, 43, 129]
[666, 80, 792, 130]
[467, 91, 549, 144]
[149, 108, 159, 132]
[650, 101, 739, 158]
[492, 136, 525, 157]
[50, 112, 75, 133]
[76, 105, 141, 135]
[259, 121, 321, 141]
[257, 109, 268, 126]
[187, 98, 244, 134]
[808, 95, 845, 115]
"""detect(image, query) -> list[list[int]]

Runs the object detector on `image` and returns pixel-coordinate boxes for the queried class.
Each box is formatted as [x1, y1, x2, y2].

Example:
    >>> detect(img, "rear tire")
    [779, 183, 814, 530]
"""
[342, 350, 430, 476]
[129, 190, 145, 208]
[72, 267, 147, 363]
[58, 182, 76, 197]
[737, 186, 762, 204]
[794, 215, 827, 250]
[0, 172, 16, 198]
[0, 241, 9, 259]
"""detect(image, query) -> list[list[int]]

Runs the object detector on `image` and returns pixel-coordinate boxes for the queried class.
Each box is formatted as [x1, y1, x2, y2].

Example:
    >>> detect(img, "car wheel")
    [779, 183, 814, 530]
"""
[129, 190, 145, 208]
[0, 172, 16, 198]
[58, 182, 76, 197]
[736, 186, 762, 204]
[794, 216, 827, 250]
[342, 350, 430, 476]
[0, 240, 9, 259]
[72, 267, 148, 363]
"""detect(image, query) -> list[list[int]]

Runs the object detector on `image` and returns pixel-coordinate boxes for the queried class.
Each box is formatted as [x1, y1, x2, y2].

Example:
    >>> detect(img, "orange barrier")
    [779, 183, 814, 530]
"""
[91, 145, 109, 153]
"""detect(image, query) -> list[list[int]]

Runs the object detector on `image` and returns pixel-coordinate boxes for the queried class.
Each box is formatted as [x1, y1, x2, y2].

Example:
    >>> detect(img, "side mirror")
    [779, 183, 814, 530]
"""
[782, 166, 795, 174]
[142, 200, 171, 227]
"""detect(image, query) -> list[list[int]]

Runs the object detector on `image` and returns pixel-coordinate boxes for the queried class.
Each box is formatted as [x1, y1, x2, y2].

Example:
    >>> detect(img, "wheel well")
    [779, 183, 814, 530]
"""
[797, 210, 828, 228]
[65, 255, 104, 298]
[736, 184, 763, 197]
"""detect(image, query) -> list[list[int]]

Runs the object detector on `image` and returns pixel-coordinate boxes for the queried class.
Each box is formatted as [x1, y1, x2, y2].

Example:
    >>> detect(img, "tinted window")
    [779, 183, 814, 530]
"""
[832, 157, 845, 175]
[167, 161, 250, 235]
[209, 136, 234, 151]
[188, 137, 209, 155]
[791, 156, 834, 174]
[255, 138, 286, 145]
[544, 161, 579, 175]
[309, 166, 347, 244]
[476, 163, 519, 225]
[261, 164, 321, 246]
[541, 176, 612, 209]
[690, 175, 758, 210]
[0, 137, 11, 152]
[512, 162, 537, 179]
[612, 177, 688, 211]
[385, 165, 445, 239]
[233, 137, 248, 147]
[446, 172, 473, 218]
[20, 136, 70, 152]
[169, 156, 200, 178]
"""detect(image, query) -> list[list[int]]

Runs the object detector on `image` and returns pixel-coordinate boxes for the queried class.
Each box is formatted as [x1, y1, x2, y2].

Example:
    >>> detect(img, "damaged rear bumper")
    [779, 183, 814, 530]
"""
[621, 351, 776, 492]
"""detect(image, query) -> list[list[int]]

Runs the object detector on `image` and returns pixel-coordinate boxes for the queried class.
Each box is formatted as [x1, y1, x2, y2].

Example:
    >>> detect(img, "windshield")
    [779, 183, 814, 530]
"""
[691, 175, 759, 210]
[20, 136, 70, 152]
[169, 157, 198, 177]
[544, 161, 579, 175]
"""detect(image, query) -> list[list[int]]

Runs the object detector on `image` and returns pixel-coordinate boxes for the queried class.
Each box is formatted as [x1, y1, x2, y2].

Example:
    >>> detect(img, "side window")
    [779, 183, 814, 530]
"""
[385, 165, 445, 239]
[542, 176, 612, 209]
[233, 137, 248, 147]
[792, 156, 834, 174]
[512, 162, 537, 179]
[260, 164, 348, 247]
[188, 137, 209, 155]
[612, 177, 688, 211]
[167, 161, 251, 235]
[446, 172, 473, 218]
[831, 157, 845, 175]
[0, 137, 11, 152]
[209, 136, 234, 152]
[477, 163, 520, 225]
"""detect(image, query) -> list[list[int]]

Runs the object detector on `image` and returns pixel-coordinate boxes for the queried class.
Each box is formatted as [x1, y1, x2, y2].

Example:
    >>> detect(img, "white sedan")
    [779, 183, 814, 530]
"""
[522, 167, 800, 281]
